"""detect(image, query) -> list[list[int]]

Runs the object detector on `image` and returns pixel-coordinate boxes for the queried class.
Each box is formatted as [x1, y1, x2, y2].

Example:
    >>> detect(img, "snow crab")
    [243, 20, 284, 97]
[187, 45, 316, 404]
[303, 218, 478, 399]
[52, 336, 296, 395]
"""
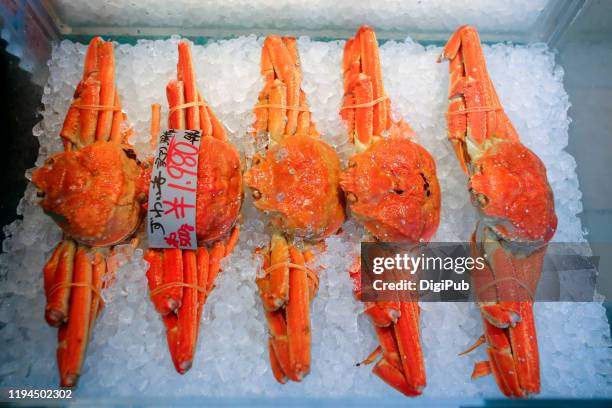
[244, 36, 345, 383]
[339, 26, 441, 396]
[438, 25, 557, 397]
[144, 40, 243, 374]
[31, 37, 147, 387]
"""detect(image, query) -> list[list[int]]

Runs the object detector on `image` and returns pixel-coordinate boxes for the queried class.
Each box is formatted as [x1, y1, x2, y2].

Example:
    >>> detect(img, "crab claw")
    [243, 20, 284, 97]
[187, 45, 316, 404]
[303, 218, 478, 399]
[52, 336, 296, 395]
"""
[469, 227, 544, 397]
[44, 241, 106, 387]
[256, 234, 319, 382]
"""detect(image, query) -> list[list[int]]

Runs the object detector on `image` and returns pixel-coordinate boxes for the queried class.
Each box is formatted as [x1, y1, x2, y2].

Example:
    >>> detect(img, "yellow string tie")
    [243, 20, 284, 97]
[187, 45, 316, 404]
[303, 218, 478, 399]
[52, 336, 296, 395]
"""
[149, 281, 208, 299]
[340, 95, 389, 110]
[70, 104, 121, 111]
[168, 101, 207, 116]
[46, 281, 104, 305]
[446, 106, 503, 115]
[254, 103, 311, 112]
[264, 262, 320, 289]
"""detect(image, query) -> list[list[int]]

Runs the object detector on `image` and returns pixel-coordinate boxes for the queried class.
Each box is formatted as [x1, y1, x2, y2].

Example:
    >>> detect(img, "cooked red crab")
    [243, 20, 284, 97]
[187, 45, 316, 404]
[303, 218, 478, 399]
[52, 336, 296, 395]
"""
[339, 26, 441, 397]
[31, 37, 146, 387]
[144, 40, 242, 375]
[244, 35, 345, 383]
[438, 25, 557, 398]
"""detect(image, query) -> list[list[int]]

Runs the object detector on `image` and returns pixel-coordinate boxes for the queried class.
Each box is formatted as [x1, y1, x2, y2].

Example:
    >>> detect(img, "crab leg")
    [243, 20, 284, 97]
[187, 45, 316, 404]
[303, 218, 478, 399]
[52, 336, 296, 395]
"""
[206, 241, 225, 293]
[264, 36, 300, 137]
[438, 25, 519, 171]
[144, 249, 172, 315]
[172, 250, 198, 373]
[363, 301, 400, 327]
[178, 41, 200, 131]
[88, 252, 105, 332]
[43, 242, 64, 302]
[256, 251, 294, 381]
[373, 326, 421, 397]
[348, 260, 423, 396]
[257, 237, 316, 382]
[470, 230, 542, 396]
[109, 93, 123, 143]
[302, 250, 319, 300]
[45, 239, 76, 327]
[195, 247, 209, 320]
[268, 338, 288, 384]
[357, 26, 390, 136]
[56, 245, 93, 387]
[267, 79, 287, 145]
[393, 302, 425, 393]
[342, 26, 393, 151]
[167, 80, 186, 130]
[162, 249, 184, 312]
[267, 233, 290, 309]
[286, 245, 311, 379]
[150, 103, 161, 149]
[82, 37, 101, 78]
[60, 38, 98, 150]
[46, 243, 106, 387]
[95, 41, 116, 142]
[79, 78, 101, 147]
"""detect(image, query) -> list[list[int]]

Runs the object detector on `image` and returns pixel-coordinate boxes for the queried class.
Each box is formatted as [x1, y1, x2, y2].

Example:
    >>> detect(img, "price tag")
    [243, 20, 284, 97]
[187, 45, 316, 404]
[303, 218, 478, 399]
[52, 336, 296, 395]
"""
[147, 129, 201, 249]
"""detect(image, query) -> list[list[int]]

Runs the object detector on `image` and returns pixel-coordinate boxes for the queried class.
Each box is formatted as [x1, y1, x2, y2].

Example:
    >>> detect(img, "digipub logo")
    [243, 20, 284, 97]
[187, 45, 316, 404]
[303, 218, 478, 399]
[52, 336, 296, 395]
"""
[359, 242, 599, 302]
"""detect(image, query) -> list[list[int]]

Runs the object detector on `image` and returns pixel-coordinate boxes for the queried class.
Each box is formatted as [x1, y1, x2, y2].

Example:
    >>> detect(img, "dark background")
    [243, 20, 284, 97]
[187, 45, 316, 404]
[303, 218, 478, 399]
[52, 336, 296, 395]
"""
[0, 37, 41, 242]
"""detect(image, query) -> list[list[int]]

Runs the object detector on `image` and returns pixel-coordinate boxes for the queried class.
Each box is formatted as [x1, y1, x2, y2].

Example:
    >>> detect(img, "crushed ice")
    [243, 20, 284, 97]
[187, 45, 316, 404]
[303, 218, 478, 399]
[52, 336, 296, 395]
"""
[0, 35, 610, 398]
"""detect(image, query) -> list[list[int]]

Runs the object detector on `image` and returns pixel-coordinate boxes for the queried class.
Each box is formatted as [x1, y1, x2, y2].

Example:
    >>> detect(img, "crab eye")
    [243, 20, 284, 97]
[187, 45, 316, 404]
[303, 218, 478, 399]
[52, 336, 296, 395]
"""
[476, 193, 489, 206]
[45, 158, 55, 166]
[123, 148, 137, 160]
[419, 173, 431, 197]
[252, 189, 262, 200]
[393, 189, 404, 195]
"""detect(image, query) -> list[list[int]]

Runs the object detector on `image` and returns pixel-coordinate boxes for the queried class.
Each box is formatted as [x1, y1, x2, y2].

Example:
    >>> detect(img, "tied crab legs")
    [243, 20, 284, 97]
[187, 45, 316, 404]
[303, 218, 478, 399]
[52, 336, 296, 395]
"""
[31, 37, 148, 387]
[144, 41, 243, 374]
[438, 25, 557, 397]
[245, 36, 345, 383]
[340, 26, 441, 396]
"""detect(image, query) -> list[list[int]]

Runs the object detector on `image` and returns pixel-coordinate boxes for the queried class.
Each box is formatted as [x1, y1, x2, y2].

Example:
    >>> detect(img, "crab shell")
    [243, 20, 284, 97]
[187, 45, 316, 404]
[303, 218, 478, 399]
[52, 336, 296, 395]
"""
[469, 140, 557, 244]
[341, 136, 441, 243]
[244, 135, 344, 240]
[32, 141, 147, 247]
[195, 136, 243, 243]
